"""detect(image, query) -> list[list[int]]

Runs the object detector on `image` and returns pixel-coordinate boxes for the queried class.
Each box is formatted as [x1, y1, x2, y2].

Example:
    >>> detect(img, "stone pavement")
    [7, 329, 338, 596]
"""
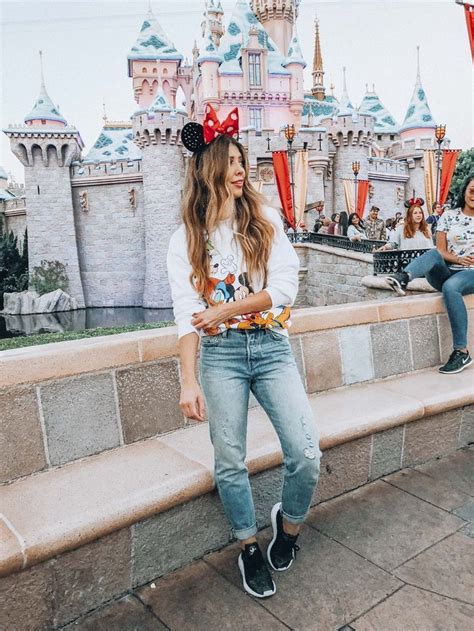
[65, 447, 473, 631]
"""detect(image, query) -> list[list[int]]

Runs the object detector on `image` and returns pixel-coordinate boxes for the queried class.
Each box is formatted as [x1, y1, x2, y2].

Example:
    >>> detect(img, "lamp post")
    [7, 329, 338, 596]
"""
[284, 124, 297, 216]
[352, 161, 360, 214]
[434, 124, 446, 204]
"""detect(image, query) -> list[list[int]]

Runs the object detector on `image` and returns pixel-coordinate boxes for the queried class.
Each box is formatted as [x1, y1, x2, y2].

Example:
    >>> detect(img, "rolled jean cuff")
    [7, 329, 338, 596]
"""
[282, 509, 308, 526]
[234, 522, 258, 540]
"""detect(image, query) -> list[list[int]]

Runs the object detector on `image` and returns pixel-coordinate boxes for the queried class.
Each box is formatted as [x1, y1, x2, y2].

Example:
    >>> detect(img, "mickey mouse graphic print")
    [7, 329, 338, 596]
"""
[167, 206, 299, 338]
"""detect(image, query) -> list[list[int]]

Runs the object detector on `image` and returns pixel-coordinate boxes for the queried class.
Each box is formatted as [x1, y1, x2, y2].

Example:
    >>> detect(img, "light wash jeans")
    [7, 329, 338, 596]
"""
[405, 249, 474, 349]
[199, 329, 321, 540]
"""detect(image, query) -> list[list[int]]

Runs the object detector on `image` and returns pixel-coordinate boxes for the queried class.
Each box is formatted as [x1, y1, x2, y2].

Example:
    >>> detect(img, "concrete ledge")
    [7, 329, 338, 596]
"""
[1, 366, 472, 579]
[1, 295, 472, 388]
[295, 243, 374, 263]
[362, 276, 436, 293]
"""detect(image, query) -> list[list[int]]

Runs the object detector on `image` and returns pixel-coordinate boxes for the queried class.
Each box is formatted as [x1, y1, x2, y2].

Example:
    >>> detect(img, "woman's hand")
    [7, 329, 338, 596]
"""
[180, 379, 206, 422]
[456, 255, 474, 267]
[191, 304, 229, 330]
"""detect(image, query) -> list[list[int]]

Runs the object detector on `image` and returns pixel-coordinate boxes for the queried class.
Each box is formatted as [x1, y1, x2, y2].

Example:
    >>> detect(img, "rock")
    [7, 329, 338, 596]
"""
[2, 290, 79, 315]
[361, 276, 436, 293]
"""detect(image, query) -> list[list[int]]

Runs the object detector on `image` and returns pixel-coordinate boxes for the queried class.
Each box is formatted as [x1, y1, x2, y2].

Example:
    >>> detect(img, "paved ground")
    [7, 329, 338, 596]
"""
[65, 447, 473, 631]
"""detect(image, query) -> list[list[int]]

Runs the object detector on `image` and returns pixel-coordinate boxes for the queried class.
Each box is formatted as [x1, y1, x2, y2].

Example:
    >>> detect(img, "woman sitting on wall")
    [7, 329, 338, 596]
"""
[347, 213, 367, 241]
[377, 199, 434, 252]
[386, 176, 474, 374]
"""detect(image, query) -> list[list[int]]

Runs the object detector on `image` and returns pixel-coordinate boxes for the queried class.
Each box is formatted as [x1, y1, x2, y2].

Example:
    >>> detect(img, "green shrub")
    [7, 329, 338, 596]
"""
[30, 260, 69, 295]
[0, 231, 28, 309]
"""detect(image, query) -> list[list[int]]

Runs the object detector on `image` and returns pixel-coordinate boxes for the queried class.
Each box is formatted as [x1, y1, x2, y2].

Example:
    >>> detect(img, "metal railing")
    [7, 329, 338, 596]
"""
[286, 231, 385, 253]
[373, 249, 431, 275]
[286, 231, 430, 274]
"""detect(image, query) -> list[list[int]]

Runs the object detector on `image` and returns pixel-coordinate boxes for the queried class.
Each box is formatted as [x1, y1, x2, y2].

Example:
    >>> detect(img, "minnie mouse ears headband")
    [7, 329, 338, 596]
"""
[405, 197, 425, 209]
[181, 104, 239, 153]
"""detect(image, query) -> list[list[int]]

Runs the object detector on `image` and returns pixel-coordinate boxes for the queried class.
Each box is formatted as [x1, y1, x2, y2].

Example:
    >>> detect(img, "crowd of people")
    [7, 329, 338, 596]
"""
[307, 202, 452, 251]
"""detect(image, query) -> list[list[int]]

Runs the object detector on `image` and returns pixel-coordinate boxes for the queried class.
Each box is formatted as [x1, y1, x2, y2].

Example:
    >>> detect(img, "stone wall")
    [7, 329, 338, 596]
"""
[2, 294, 472, 485]
[73, 182, 146, 307]
[4, 212, 26, 246]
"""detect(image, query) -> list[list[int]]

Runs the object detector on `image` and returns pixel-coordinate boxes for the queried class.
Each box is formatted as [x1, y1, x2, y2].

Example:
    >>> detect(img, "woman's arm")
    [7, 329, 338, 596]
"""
[177, 332, 206, 421]
[436, 232, 474, 266]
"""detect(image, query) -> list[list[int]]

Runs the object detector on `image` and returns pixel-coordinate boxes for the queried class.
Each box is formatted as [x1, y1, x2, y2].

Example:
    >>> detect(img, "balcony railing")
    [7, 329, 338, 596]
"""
[373, 249, 431, 275]
[287, 231, 430, 274]
[287, 231, 385, 253]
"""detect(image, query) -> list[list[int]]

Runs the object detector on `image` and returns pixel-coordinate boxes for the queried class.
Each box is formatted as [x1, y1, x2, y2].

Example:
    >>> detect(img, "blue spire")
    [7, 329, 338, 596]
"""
[337, 66, 354, 116]
[24, 51, 67, 125]
[285, 21, 306, 67]
[359, 84, 399, 133]
[128, 7, 183, 63]
[400, 46, 436, 133]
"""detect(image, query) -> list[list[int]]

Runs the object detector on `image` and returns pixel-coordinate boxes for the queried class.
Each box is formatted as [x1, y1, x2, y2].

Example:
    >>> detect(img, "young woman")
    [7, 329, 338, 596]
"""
[167, 119, 321, 599]
[378, 201, 434, 251]
[347, 212, 367, 241]
[327, 212, 340, 235]
[386, 177, 474, 374]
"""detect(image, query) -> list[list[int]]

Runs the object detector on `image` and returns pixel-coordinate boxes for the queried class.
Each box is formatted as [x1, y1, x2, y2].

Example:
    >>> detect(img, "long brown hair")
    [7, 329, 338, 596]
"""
[404, 205, 430, 239]
[181, 134, 274, 300]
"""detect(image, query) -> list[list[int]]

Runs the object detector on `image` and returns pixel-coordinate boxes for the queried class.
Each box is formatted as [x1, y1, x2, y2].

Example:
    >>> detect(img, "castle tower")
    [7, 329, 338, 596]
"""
[399, 46, 436, 142]
[127, 7, 184, 110]
[201, 0, 225, 48]
[250, 0, 300, 56]
[311, 18, 325, 101]
[323, 68, 374, 215]
[197, 10, 224, 111]
[284, 21, 306, 123]
[359, 83, 399, 150]
[132, 90, 187, 308]
[3, 52, 85, 307]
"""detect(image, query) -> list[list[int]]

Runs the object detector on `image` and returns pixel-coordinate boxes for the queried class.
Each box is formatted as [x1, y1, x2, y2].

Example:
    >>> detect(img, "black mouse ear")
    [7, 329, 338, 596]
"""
[181, 122, 206, 153]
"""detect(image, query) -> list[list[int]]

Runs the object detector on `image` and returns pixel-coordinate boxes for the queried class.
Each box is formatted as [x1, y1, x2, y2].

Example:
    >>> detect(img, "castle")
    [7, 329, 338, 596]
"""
[3, 0, 445, 309]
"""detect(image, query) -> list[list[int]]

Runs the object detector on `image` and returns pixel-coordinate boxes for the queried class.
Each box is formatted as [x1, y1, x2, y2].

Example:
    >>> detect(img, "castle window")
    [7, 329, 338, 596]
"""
[142, 67, 147, 73]
[249, 107, 262, 133]
[377, 134, 382, 140]
[42, 120, 46, 125]
[390, 134, 395, 140]
[248, 53, 262, 87]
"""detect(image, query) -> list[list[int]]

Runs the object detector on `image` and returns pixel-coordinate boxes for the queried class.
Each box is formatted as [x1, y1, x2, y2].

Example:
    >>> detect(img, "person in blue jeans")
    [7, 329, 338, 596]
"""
[167, 108, 321, 599]
[386, 174, 474, 373]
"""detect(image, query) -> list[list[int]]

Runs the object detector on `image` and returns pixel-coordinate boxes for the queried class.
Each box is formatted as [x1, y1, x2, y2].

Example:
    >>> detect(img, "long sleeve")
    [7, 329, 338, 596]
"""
[263, 207, 300, 308]
[166, 227, 206, 339]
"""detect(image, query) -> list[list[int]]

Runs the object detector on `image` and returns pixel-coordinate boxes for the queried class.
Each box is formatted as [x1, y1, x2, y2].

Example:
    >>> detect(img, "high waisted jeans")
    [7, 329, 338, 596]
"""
[199, 329, 321, 540]
[405, 249, 474, 349]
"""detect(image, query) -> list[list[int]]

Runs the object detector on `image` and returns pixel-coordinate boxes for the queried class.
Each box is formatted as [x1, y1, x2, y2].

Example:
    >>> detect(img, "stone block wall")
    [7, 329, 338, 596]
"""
[2, 297, 472, 485]
[73, 182, 146, 307]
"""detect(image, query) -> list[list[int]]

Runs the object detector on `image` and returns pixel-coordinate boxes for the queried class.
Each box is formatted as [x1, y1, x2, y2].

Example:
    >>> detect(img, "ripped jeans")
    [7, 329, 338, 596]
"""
[199, 329, 321, 540]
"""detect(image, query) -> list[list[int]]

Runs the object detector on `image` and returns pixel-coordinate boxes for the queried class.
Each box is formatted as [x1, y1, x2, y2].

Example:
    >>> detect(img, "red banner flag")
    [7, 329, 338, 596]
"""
[272, 151, 295, 229]
[440, 150, 461, 205]
[356, 180, 369, 218]
[464, 3, 474, 59]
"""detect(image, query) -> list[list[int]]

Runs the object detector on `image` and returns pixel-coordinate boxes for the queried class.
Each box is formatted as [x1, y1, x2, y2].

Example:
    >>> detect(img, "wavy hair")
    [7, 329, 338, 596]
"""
[181, 134, 274, 300]
[404, 204, 430, 239]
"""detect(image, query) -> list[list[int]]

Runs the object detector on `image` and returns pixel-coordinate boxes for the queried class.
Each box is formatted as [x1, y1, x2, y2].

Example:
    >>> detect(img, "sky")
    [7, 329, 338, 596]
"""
[1, 0, 472, 184]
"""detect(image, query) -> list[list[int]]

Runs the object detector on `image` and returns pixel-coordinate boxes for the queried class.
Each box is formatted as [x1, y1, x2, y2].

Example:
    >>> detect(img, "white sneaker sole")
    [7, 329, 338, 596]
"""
[237, 554, 276, 598]
[385, 277, 406, 296]
[267, 502, 294, 572]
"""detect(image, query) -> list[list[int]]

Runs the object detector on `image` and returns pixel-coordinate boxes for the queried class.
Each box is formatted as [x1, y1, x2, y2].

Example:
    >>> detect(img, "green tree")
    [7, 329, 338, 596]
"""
[448, 149, 474, 207]
[0, 231, 28, 309]
[30, 260, 69, 295]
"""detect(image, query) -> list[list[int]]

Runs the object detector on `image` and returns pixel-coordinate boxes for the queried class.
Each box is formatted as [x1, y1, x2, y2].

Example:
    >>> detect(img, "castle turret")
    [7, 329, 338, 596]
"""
[127, 7, 184, 109]
[399, 47, 436, 141]
[197, 9, 223, 110]
[250, 0, 300, 56]
[201, 0, 225, 48]
[133, 91, 187, 307]
[311, 18, 325, 101]
[359, 84, 399, 150]
[284, 21, 306, 123]
[3, 52, 85, 307]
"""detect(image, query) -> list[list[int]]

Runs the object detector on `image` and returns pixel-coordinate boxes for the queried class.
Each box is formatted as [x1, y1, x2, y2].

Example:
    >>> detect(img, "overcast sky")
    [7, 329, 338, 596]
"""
[1, 0, 472, 184]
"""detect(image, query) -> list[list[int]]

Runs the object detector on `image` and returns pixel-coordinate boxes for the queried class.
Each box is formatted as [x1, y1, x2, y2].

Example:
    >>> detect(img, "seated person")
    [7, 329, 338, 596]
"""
[377, 200, 434, 251]
[347, 213, 367, 241]
[386, 177, 474, 374]
[317, 216, 332, 234]
[327, 213, 340, 235]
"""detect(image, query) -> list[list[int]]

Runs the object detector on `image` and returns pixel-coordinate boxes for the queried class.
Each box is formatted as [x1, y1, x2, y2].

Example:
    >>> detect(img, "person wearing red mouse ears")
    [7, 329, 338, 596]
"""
[385, 177, 474, 374]
[166, 105, 321, 599]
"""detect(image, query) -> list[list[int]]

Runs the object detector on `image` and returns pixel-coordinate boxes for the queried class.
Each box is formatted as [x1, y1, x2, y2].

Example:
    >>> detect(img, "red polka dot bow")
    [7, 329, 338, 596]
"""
[203, 105, 239, 144]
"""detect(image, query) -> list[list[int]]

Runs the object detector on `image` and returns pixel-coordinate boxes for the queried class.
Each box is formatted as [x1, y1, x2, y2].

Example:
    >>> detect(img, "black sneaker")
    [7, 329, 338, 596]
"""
[385, 272, 410, 296]
[439, 350, 473, 374]
[267, 502, 300, 572]
[238, 543, 276, 598]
